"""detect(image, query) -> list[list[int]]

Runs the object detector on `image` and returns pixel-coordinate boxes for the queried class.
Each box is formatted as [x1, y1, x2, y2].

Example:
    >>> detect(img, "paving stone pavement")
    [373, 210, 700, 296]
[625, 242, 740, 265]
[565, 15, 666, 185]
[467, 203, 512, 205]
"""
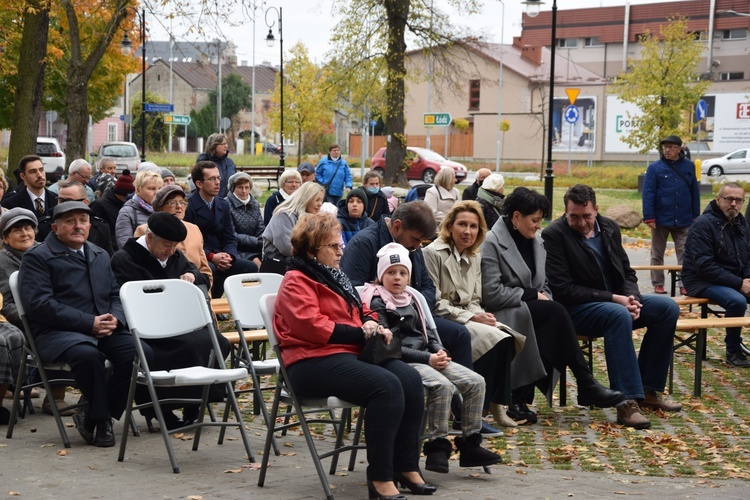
[3, 244, 750, 499]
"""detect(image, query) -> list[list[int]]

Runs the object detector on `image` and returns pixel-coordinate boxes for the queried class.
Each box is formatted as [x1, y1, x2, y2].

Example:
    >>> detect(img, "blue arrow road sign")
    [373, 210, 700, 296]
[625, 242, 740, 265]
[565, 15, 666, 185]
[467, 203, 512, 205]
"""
[564, 105, 580, 124]
[695, 99, 708, 121]
[144, 103, 174, 113]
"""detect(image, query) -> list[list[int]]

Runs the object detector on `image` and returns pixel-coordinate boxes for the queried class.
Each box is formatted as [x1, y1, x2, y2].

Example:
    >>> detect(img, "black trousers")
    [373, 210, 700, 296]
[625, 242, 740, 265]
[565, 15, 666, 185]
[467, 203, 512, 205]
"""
[473, 337, 513, 406]
[56, 331, 153, 422]
[288, 353, 424, 482]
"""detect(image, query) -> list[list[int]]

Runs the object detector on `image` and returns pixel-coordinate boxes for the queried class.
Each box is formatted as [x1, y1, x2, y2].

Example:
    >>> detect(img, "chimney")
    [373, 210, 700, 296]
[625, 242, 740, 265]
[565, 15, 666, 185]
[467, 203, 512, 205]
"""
[521, 45, 542, 65]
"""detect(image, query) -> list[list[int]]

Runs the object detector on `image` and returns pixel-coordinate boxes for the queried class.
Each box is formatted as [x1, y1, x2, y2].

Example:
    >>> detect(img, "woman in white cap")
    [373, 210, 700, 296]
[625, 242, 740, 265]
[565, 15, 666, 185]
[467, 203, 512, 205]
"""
[475, 173, 505, 230]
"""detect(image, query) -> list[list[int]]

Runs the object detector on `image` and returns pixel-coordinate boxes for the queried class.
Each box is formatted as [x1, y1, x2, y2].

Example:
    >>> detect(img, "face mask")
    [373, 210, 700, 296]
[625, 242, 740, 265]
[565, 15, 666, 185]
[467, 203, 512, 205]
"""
[366, 187, 380, 195]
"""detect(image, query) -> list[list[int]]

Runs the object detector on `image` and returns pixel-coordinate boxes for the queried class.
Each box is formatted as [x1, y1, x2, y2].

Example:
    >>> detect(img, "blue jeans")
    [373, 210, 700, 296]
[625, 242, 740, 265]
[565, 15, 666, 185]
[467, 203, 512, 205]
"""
[566, 295, 679, 400]
[698, 285, 749, 351]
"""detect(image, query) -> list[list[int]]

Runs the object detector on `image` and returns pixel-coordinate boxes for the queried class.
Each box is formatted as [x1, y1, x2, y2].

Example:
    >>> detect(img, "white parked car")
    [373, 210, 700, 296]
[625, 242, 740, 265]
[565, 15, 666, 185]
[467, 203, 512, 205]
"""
[35, 137, 66, 181]
[93, 141, 140, 175]
[701, 149, 750, 176]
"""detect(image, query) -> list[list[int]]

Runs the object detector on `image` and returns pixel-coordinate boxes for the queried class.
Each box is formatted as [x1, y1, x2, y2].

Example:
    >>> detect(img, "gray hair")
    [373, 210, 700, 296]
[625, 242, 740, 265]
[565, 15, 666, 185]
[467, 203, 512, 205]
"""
[68, 159, 91, 174]
[205, 133, 227, 156]
[97, 156, 116, 172]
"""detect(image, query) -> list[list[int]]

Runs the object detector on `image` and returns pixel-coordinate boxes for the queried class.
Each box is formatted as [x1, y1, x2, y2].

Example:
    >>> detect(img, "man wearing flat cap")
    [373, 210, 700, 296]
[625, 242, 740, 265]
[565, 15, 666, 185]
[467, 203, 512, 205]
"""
[111, 212, 208, 287]
[18, 202, 151, 447]
[642, 135, 700, 295]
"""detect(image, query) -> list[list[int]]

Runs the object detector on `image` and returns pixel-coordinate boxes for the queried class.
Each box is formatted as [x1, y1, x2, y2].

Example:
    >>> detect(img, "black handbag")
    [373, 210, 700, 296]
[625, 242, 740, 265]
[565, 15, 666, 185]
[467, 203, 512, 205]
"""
[358, 308, 402, 365]
[358, 330, 402, 365]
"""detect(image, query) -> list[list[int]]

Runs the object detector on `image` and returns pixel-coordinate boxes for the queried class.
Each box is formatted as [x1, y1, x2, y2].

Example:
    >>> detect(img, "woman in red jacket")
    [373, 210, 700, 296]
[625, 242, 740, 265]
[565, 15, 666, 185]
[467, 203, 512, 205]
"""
[274, 213, 434, 499]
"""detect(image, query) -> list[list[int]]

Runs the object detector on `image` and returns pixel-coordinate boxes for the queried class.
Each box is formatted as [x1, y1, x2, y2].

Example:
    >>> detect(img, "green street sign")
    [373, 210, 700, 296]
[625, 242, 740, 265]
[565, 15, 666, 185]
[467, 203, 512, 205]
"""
[165, 114, 191, 125]
[423, 112, 452, 127]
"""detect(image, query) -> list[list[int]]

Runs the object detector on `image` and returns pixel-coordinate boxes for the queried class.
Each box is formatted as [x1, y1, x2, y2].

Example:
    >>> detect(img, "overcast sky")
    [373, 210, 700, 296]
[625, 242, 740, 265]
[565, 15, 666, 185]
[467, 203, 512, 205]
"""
[146, 0, 691, 66]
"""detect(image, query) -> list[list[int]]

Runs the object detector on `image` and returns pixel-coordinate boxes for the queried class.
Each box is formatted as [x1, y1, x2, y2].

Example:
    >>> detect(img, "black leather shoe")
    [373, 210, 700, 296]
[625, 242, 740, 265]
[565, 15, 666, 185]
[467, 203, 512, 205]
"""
[577, 382, 624, 408]
[727, 350, 750, 368]
[506, 401, 537, 424]
[94, 419, 116, 447]
[72, 410, 95, 445]
[367, 481, 407, 500]
[394, 472, 437, 495]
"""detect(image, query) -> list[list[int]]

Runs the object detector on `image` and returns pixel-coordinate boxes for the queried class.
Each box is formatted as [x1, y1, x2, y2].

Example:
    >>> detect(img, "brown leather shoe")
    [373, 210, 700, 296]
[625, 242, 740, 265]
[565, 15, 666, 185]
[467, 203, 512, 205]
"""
[653, 285, 667, 294]
[640, 391, 682, 412]
[616, 399, 651, 429]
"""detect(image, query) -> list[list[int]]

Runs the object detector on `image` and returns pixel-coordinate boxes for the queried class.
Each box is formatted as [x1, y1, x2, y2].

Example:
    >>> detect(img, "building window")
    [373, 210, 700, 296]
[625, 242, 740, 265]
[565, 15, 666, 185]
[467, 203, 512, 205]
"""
[719, 71, 744, 80]
[557, 38, 577, 48]
[690, 31, 708, 42]
[721, 29, 746, 40]
[584, 37, 603, 47]
[469, 80, 480, 111]
[107, 123, 118, 142]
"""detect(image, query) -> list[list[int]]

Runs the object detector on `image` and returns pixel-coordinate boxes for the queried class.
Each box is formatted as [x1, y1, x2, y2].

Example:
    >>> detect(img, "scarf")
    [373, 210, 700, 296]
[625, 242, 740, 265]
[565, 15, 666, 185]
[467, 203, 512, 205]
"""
[476, 187, 504, 210]
[286, 255, 362, 314]
[133, 194, 154, 214]
[360, 283, 429, 340]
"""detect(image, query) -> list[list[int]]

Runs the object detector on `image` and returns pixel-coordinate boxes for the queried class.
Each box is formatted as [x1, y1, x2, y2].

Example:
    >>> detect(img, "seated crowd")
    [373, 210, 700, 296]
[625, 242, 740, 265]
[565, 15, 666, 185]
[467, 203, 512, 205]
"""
[6, 144, 740, 499]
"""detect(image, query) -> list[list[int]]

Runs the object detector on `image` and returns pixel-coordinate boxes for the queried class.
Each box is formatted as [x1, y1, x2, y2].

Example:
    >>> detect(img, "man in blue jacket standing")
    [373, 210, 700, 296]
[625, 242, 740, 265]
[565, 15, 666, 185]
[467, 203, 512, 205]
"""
[642, 135, 700, 295]
[315, 144, 352, 205]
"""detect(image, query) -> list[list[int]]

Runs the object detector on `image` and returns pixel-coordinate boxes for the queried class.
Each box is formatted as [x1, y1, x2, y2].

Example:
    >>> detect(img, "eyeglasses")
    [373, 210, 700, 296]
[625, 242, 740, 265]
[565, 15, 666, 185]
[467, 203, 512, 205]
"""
[204, 176, 221, 183]
[58, 197, 87, 203]
[319, 243, 344, 252]
[721, 196, 745, 205]
[662, 144, 681, 150]
[219, 143, 228, 147]
[164, 200, 188, 208]
[72, 171, 92, 181]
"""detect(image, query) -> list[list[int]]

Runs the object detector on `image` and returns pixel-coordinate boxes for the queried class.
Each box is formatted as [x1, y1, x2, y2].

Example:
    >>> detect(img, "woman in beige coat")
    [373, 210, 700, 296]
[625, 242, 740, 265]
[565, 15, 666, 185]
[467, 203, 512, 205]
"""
[424, 166, 460, 228]
[134, 185, 213, 288]
[423, 200, 520, 427]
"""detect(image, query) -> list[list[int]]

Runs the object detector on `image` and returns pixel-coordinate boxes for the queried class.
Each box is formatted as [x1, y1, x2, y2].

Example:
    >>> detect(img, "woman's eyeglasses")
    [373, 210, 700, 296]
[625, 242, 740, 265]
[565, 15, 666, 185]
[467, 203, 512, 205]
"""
[164, 200, 188, 208]
[319, 243, 344, 252]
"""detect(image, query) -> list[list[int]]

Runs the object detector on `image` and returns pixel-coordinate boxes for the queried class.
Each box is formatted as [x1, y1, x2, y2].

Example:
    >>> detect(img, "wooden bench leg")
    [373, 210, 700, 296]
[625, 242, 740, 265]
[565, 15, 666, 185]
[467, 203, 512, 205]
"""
[694, 328, 707, 397]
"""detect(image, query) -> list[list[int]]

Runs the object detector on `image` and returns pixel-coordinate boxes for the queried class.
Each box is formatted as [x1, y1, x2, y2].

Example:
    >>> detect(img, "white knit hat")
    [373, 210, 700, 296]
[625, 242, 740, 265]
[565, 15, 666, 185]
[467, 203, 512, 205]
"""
[482, 173, 505, 193]
[376, 242, 412, 282]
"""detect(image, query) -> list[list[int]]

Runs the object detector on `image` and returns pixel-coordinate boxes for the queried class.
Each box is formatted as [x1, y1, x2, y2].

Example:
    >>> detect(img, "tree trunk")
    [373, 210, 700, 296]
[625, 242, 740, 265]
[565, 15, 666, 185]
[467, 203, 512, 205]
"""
[62, 0, 129, 163]
[8, 2, 50, 183]
[383, 0, 409, 188]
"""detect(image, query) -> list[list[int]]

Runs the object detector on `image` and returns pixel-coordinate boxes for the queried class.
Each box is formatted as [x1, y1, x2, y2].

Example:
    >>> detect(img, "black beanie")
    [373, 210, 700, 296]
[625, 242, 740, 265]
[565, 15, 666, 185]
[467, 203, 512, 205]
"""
[346, 187, 369, 212]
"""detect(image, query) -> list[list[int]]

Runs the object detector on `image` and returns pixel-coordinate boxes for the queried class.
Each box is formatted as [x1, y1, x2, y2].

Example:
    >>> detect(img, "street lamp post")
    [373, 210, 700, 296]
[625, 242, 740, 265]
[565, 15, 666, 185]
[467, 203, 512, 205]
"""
[265, 6, 285, 168]
[523, 0, 556, 219]
[120, 7, 147, 161]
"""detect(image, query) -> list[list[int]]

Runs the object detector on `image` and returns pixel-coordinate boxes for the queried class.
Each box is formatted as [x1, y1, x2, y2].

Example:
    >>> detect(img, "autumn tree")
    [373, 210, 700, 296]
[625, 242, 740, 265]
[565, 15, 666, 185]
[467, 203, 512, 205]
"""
[612, 16, 711, 153]
[268, 43, 335, 166]
[329, 0, 481, 186]
[4, 1, 50, 176]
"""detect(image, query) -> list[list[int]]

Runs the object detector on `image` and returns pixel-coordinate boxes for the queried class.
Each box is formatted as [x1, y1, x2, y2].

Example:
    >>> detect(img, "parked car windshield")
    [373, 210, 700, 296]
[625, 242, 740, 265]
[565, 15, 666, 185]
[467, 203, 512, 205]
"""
[413, 148, 447, 162]
[102, 144, 138, 158]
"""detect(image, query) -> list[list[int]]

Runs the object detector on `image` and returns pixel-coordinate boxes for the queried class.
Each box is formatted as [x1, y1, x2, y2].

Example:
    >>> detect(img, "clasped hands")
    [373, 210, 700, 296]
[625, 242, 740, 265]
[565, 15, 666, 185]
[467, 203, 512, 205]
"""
[92, 313, 118, 338]
[362, 320, 394, 344]
[613, 294, 642, 320]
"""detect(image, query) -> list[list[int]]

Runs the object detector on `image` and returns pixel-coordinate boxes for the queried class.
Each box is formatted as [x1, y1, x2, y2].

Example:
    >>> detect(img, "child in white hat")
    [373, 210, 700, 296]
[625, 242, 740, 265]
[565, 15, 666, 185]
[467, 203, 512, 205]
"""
[360, 242, 502, 474]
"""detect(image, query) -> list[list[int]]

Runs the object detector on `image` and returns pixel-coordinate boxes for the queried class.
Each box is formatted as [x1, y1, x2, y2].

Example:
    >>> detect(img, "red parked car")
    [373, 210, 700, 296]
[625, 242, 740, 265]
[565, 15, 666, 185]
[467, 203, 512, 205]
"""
[370, 147, 467, 184]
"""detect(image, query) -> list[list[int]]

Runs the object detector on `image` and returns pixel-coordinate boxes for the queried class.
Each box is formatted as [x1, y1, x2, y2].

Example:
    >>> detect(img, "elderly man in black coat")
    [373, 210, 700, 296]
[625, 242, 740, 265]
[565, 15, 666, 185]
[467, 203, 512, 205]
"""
[18, 202, 152, 447]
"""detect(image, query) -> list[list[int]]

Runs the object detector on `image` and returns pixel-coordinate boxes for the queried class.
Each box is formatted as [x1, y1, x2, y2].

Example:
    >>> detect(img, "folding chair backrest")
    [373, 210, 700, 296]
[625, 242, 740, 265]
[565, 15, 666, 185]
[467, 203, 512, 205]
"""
[258, 293, 279, 350]
[9, 271, 39, 351]
[119, 279, 213, 339]
[225, 273, 283, 329]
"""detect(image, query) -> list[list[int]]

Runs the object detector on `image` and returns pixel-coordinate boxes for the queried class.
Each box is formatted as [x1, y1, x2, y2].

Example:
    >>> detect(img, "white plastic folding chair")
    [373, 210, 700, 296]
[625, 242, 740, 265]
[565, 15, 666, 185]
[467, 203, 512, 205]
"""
[220, 273, 281, 452]
[117, 279, 254, 473]
[5, 271, 86, 447]
[257, 293, 365, 500]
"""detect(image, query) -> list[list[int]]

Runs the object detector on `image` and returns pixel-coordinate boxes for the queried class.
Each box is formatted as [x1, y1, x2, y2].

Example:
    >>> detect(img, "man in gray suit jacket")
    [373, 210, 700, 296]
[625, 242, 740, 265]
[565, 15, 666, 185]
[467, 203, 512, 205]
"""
[18, 202, 152, 447]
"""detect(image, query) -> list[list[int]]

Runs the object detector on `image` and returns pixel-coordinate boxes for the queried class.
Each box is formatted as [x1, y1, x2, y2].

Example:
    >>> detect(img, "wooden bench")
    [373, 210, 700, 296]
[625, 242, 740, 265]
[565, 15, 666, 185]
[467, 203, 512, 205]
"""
[210, 298, 230, 316]
[235, 165, 285, 190]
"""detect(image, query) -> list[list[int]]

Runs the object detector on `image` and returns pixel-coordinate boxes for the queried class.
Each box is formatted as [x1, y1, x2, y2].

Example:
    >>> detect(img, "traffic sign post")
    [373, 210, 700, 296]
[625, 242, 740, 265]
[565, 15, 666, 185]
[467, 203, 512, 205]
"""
[564, 105, 580, 175]
[695, 99, 708, 159]
[423, 112, 452, 127]
[565, 88, 580, 105]
[165, 114, 190, 125]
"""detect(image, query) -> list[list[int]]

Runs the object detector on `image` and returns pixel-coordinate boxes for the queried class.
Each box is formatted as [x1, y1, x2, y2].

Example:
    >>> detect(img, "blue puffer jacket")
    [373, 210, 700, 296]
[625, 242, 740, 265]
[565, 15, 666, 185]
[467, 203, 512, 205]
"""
[315, 155, 352, 197]
[682, 200, 750, 295]
[642, 153, 699, 227]
[336, 199, 375, 245]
